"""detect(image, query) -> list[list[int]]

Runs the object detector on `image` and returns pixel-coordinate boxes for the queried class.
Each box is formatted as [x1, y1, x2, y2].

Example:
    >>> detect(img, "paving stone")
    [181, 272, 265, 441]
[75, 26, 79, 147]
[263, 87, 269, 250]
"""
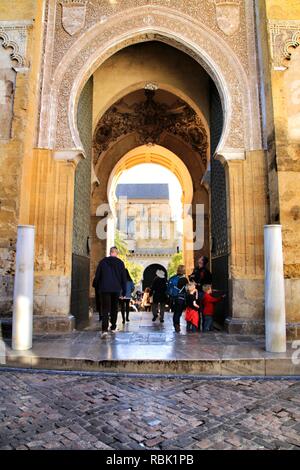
[0, 371, 299, 450]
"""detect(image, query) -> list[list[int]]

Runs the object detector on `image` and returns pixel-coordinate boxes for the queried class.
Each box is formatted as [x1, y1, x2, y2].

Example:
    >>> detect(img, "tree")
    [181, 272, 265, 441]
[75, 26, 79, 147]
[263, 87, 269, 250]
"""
[167, 251, 183, 278]
[114, 230, 143, 285]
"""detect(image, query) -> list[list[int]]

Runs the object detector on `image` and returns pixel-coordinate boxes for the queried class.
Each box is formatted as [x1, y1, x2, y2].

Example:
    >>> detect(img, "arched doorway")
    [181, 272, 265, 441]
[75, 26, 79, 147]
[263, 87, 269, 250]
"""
[143, 264, 168, 290]
[105, 144, 195, 273]
[74, 42, 220, 328]
[32, 7, 266, 334]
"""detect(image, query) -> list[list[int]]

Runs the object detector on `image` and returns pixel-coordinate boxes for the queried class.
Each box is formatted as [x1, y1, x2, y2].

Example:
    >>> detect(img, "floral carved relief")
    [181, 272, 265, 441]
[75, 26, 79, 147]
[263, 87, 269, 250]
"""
[93, 89, 208, 166]
[268, 20, 300, 70]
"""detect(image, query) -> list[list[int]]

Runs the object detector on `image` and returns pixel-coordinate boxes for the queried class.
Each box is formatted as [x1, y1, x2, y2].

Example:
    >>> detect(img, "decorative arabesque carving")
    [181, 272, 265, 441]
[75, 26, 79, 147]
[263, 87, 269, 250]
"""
[0, 21, 31, 68]
[94, 89, 208, 165]
[268, 20, 300, 70]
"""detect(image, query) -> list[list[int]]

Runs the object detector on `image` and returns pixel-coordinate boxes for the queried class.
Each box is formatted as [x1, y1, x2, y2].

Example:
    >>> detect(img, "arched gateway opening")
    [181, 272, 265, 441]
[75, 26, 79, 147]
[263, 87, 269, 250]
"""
[143, 264, 168, 291]
[33, 6, 265, 336]
[70, 41, 226, 329]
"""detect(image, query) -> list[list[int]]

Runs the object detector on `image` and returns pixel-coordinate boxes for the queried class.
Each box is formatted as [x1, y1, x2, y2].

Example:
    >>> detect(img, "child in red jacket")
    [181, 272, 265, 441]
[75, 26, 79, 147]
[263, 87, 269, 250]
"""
[202, 284, 225, 332]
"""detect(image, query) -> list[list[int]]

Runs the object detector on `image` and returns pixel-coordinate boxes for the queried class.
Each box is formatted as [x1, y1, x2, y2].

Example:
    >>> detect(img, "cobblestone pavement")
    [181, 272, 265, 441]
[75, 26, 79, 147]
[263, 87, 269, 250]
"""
[0, 371, 300, 450]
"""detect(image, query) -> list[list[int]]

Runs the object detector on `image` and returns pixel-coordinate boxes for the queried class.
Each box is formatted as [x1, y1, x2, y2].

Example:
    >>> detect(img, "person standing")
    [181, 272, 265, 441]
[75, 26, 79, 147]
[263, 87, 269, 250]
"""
[202, 284, 225, 332]
[93, 246, 127, 338]
[150, 270, 167, 323]
[141, 287, 152, 312]
[120, 269, 135, 323]
[190, 256, 212, 290]
[189, 256, 212, 330]
[170, 265, 189, 333]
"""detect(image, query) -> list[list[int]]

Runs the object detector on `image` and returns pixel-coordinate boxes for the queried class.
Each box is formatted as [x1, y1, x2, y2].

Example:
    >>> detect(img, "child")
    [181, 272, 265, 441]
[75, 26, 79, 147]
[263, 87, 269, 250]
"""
[185, 282, 200, 332]
[141, 287, 152, 312]
[202, 284, 225, 332]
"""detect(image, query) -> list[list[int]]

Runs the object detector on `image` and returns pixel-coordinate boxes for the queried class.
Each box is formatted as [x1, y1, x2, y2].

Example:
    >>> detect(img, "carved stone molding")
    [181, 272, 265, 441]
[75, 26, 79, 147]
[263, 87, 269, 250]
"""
[38, 3, 262, 157]
[0, 20, 32, 69]
[93, 89, 208, 166]
[213, 0, 241, 36]
[60, 1, 87, 36]
[268, 20, 300, 70]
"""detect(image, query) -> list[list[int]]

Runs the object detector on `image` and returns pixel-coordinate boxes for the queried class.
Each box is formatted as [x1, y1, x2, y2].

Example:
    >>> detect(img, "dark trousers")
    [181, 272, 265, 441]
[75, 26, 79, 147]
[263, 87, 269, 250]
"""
[173, 298, 185, 328]
[203, 315, 213, 332]
[120, 298, 130, 322]
[187, 321, 197, 332]
[100, 292, 119, 332]
[95, 288, 102, 321]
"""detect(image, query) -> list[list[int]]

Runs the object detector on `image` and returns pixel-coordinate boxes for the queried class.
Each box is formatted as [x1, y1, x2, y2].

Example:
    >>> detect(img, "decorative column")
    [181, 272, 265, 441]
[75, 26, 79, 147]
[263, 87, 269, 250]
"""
[12, 225, 35, 350]
[264, 224, 286, 353]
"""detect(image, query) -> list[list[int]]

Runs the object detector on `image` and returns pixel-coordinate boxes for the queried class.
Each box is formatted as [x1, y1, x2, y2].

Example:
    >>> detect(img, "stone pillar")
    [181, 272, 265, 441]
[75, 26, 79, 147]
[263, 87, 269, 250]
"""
[224, 150, 268, 334]
[264, 224, 286, 353]
[28, 148, 81, 332]
[12, 225, 35, 350]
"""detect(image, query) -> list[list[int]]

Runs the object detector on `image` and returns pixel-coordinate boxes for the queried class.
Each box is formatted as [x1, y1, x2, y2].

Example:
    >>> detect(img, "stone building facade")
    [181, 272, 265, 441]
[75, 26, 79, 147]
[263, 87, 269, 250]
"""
[115, 183, 180, 287]
[0, 1, 299, 337]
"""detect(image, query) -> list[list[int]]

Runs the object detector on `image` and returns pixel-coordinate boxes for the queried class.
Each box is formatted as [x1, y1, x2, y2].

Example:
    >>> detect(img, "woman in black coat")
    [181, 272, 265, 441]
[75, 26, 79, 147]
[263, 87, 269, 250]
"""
[150, 269, 168, 323]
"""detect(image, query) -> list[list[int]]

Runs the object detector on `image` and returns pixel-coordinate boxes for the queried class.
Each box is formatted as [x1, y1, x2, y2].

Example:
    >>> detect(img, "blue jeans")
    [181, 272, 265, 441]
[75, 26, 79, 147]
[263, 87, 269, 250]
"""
[203, 315, 213, 332]
[187, 321, 197, 332]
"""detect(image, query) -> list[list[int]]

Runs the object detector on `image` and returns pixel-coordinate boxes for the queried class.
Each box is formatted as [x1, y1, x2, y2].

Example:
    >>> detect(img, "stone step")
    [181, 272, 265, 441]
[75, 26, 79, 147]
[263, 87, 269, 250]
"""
[1, 355, 300, 376]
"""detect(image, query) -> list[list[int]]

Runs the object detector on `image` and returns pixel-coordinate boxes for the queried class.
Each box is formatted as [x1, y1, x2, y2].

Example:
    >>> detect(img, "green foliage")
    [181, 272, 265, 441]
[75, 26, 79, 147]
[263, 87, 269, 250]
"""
[114, 229, 128, 259]
[125, 261, 143, 285]
[167, 251, 184, 278]
[114, 230, 143, 285]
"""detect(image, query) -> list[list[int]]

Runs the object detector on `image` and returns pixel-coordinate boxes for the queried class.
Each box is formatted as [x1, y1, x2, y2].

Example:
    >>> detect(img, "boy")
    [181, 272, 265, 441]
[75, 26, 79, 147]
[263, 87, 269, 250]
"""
[202, 284, 225, 332]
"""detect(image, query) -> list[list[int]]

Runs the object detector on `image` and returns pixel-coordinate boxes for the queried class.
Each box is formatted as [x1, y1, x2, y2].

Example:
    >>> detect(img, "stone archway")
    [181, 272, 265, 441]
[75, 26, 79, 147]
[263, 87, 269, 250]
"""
[90, 83, 211, 297]
[105, 144, 195, 275]
[31, 3, 267, 334]
[143, 264, 168, 290]
[38, 5, 261, 156]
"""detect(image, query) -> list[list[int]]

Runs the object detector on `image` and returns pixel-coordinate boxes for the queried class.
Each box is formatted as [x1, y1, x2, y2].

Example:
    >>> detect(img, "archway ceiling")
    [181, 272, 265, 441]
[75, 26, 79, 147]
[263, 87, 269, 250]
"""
[93, 88, 208, 168]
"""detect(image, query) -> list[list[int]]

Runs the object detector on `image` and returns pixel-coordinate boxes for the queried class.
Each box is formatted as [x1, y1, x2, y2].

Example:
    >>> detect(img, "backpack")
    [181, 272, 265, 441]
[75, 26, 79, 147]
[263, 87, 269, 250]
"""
[167, 275, 186, 299]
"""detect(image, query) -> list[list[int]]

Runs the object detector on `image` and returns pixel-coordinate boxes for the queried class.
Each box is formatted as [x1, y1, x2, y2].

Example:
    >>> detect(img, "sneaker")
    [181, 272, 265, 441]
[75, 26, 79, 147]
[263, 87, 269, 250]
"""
[101, 331, 108, 338]
[110, 327, 117, 333]
[160, 319, 164, 323]
[175, 325, 180, 333]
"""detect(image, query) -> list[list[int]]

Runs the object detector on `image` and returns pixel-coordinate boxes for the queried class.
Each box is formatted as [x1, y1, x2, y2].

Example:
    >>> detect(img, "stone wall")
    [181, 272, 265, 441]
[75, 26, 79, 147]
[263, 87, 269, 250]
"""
[265, 0, 300, 337]
[0, 1, 43, 317]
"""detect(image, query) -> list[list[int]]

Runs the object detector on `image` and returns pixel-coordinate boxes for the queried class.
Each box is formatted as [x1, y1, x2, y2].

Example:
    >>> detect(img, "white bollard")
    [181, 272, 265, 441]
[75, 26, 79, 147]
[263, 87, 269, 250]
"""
[264, 224, 286, 353]
[12, 225, 35, 351]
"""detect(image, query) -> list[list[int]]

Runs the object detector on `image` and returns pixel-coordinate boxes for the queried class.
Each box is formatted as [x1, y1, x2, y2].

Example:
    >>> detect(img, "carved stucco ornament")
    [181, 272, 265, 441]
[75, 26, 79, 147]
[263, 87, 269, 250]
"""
[268, 20, 300, 70]
[60, 0, 87, 36]
[213, 0, 241, 36]
[0, 21, 32, 69]
[94, 89, 208, 166]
